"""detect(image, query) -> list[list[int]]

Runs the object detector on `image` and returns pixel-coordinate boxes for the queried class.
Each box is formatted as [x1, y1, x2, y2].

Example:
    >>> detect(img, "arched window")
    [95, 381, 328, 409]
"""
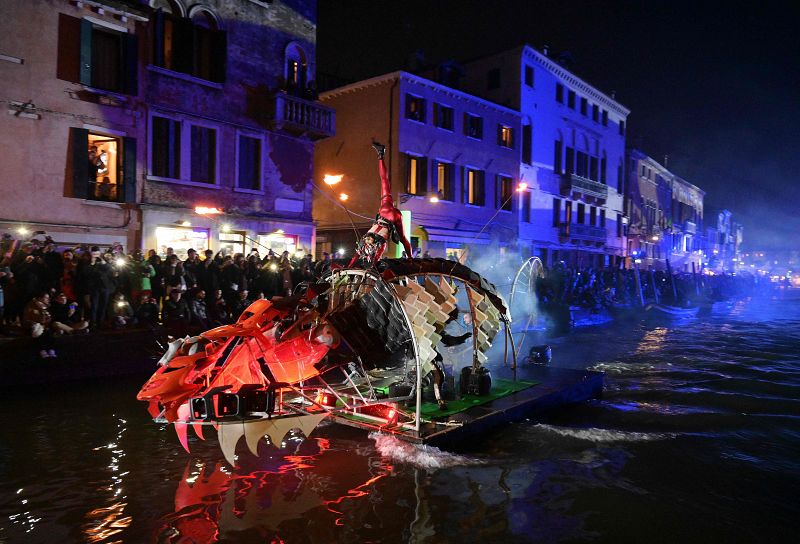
[151, 3, 226, 83]
[284, 42, 308, 92]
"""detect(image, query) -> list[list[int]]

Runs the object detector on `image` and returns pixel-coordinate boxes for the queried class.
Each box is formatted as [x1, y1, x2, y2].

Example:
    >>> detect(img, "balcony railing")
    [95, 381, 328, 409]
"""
[269, 92, 335, 140]
[560, 173, 608, 199]
[559, 223, 606, 242]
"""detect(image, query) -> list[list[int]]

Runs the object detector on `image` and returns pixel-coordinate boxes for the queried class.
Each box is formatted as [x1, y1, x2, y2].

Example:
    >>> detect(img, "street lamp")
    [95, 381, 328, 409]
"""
[339, 193, 349, 202]
[324, 174, 343, 186]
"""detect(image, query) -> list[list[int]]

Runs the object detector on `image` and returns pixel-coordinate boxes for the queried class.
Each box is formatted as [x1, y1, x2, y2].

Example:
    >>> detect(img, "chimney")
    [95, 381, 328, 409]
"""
[610, 90, 616, 99]
[542, 44, 549, 56]
[664, 155, 669, 168]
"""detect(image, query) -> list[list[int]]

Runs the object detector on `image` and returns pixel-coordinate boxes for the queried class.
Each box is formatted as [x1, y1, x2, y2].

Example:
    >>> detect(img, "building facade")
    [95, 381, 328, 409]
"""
[313, 71, 521, 261]
[626, 149, 704, 272]
[456, 45, 630, 268]
[0, 0, 331, 258]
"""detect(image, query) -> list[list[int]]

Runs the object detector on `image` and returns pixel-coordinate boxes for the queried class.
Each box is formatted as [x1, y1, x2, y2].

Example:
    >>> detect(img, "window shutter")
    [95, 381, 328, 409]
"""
[478, 171, 485, 206]
[430, 159, 437, 196]
[123, 137, 137, 203]
[172, 17, 194, 74]
[211, 30, 227, 83]
[153, 9, 164, 67]
[57, 14, 81, 82]
[419, 157, 427, 195]
[71, 128, 89, 199]
[123, 33, 138, 95]
[79, 19, 93, 86]
[460, 167, 465, 204]
[403, 153, 410, 193]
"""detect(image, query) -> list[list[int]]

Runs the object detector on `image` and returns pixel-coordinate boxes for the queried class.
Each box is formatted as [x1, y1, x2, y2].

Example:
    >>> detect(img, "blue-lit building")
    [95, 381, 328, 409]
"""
[457, 45, 630, 268]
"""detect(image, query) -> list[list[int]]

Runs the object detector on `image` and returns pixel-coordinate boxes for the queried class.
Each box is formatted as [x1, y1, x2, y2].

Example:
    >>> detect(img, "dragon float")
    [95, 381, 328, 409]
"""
[137, 258, 515, 465]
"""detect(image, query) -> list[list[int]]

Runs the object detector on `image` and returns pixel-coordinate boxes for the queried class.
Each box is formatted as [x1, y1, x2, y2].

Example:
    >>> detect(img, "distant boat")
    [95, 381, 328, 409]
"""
[644, 303, 700, 318]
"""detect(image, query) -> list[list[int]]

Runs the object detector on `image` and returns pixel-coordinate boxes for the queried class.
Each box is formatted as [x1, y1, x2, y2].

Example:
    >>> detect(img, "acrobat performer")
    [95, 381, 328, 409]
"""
[349, 141, 414, 267]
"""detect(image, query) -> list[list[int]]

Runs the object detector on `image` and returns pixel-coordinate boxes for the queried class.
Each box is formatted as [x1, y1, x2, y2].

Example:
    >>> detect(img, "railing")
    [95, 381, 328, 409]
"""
[559, 223, 606, 242]
[560, 173, 608, 199]
[271, 92, 336, 140]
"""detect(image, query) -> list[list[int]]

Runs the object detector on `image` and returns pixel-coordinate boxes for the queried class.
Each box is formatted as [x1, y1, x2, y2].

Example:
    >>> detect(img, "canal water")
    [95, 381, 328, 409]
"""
[2, 290, 799, 543]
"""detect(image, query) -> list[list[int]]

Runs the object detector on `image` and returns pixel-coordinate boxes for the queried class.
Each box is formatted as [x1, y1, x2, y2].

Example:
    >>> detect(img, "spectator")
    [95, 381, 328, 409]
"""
[228, 289, 250, 319]
[278, 251, 293, 296]
[129, 249, 156, 304]
[163, 254, 187, 298]
[135, 295, 161, 326]
[162, 289, 190, 336]
[183, 248, 200, 290]
[208, 289, 230, 325]
[314, 252, 331, 278]
[188, 289, 211, 330]
[22, 291, 56, 358]
[87, 248, 115, 327]
[0, 264, 12, 326]
[109, 292, 135, 328]
[220, 255, 244, 303]
[50, 292, 89, 334]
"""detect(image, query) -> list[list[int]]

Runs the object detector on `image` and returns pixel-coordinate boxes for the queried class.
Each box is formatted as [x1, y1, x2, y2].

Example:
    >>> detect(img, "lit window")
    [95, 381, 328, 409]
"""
[498, 125, 514, 148]
[436, 162, 453, 201]
[405, 94, 426, 123]
[497, 175, 513, 211]
[406, 155, 426, 195]
[466, 168, 484, 205]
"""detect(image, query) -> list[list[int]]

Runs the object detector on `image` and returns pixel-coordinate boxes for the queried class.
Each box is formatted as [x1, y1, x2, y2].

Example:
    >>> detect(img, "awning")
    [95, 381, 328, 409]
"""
[422, 227, 491, 245]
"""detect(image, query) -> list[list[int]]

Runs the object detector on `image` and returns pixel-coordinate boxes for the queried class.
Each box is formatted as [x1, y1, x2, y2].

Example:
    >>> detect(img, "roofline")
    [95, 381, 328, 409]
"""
[520, 45, 630, 116]
[628, 148, 705, 195]
[320, 70, 522, 118]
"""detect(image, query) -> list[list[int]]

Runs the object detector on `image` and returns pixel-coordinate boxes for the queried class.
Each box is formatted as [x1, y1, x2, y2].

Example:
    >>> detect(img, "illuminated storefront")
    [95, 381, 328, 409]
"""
[256, 232, 299, 255]
[154, 226, 210, 259]
[219, 230, 247, 256]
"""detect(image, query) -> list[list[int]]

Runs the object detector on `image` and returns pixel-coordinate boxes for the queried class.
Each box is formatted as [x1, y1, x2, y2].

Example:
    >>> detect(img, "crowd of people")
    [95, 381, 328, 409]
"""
[0, 234, 334, 358]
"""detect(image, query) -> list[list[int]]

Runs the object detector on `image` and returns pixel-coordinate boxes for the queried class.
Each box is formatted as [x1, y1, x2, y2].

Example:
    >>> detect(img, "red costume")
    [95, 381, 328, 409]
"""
[349, 146, 414, 266]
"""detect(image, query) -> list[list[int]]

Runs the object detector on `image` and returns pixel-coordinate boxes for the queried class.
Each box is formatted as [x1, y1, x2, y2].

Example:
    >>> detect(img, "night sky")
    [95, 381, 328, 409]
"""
[317, 0, 800, 251]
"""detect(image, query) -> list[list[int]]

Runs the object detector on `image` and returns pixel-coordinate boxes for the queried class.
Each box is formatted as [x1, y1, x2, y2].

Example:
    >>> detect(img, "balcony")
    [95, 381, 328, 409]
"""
[684, 220, 697, 234]
[560, 173, 608, 200]
[268, 92, 335, 140]
[559, 223, 606, 242]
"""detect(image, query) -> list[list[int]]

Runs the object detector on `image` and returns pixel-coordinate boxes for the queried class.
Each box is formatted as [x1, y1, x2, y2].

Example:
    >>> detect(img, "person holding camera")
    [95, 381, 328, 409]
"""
[50, 292, 89, 334]
[22, 291, 57, 358]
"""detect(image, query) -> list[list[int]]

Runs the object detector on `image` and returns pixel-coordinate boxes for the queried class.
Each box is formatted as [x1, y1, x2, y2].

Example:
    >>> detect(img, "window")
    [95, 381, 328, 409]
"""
[580, 97, 588, 116]
[641, 165, 646, 177]
[497, 175, 513, 211]
[617, 213, 623, 237]
[152, 8, 226, 83]
[524, 65, 534, 87]
[436, 161, 454, 201]
[576, 151, 588, 178]
[405, 155, 427, 195]
[590, 206, 597, 226]
[284, 43, 308, 93]
[56, 15, 138, 94]
[565, 200, 572, 224]
[602, 110, 608, 126]
[601, 156, 607, 183]
[433, 103, 454, 130]
[556, 83, 564, 103]
[190, 125, 217, 184]
[577, 203, 585, 224]
[465, 168, 485, 205]
[406, 94, 426, 123]
[497, 125, 514, 148]
[487, 68, 501, 90]
[237, 135, 261, 191]
[592, 104, 599, 122]
[567, 90, 576, 109]
[590, 156, 599, 181]
[600, 209, 606, 227]
[552, 198, 561, 226]
[619, 120, 626, 136]
[554, 140, 563, 173]
[522, 125, 532, 164]
[617, 161, 624, 192]
[152, 116, 181, 179]
[69, 128, 136, 203]
[464, 113, 483, 139]
[522, 191, 531, 222]
[565, 146, 574, 175]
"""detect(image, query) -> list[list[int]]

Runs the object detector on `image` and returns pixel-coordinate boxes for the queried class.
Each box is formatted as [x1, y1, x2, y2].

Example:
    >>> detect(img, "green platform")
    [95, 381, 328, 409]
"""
[420, 378, 539, 419]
